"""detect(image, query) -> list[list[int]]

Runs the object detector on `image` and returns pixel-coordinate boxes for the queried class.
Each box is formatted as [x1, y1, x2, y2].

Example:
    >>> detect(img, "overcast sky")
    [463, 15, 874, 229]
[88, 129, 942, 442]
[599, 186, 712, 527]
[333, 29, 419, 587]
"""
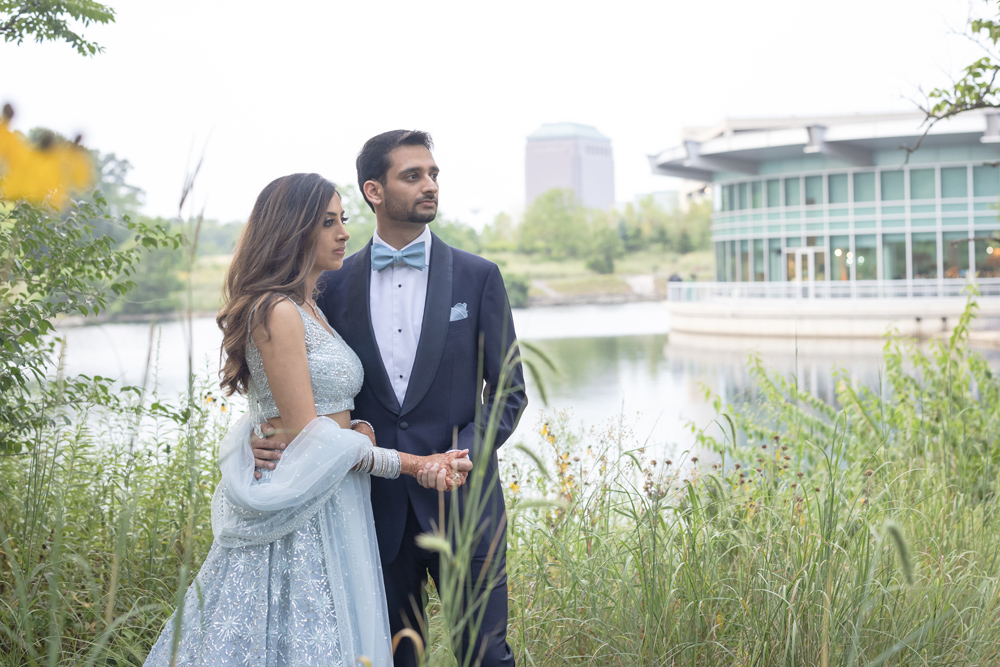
[2, 0, 987, 228]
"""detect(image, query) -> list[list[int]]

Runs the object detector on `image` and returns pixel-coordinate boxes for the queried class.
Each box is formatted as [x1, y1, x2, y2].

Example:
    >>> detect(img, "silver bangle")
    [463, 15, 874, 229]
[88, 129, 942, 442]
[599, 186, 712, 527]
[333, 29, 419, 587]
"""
[351, 419, 374, 436]
[369, 447, 401, 479]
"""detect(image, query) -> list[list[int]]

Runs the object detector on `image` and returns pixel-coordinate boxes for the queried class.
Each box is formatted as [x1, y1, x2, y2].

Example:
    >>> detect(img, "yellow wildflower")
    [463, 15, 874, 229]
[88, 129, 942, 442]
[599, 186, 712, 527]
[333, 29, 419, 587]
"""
[0, 116, 94, 208]
[509, 482, 520, 494]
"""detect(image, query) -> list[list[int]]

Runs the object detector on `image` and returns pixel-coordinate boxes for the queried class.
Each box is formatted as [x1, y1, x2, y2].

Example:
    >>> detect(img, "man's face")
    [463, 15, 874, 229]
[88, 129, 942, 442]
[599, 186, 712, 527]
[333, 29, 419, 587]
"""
[381, 145, 439, 224]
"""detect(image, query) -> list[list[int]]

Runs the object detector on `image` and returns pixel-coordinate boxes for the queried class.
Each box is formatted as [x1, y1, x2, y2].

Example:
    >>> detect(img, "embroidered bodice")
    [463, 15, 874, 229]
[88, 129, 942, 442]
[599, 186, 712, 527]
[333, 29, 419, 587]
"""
[246, 300, 364, 421]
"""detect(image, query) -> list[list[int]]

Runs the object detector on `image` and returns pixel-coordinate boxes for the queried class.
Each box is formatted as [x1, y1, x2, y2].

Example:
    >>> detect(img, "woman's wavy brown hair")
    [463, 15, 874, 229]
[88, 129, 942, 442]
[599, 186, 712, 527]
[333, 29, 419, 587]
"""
[217, 173, 338, 396]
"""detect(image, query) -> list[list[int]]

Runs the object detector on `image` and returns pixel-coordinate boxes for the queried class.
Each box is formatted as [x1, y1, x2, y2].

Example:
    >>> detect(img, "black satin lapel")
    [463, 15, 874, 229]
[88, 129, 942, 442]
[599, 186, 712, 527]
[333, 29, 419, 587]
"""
[348, 242, 401, 415]
[401, 234, 452, 417]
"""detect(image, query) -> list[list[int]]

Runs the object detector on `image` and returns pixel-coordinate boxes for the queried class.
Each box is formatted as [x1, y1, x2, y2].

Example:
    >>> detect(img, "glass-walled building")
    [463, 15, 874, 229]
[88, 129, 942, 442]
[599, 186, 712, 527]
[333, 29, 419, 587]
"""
[648, 112, 1000, 298]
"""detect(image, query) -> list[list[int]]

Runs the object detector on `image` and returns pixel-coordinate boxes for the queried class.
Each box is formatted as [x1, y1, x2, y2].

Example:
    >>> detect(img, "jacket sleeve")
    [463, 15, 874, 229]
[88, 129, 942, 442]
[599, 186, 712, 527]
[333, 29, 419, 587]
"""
[454, 264, 527, 457]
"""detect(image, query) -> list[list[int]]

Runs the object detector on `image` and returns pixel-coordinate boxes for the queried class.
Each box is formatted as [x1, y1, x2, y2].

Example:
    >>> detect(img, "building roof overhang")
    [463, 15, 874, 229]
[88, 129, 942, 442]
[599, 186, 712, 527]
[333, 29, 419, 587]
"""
[648, 110, 1000, 181]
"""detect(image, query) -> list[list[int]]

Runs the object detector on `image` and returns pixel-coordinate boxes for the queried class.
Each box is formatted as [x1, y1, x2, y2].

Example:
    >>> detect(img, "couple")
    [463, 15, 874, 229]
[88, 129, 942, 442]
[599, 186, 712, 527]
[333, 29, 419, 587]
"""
[143, 130, 526, 667]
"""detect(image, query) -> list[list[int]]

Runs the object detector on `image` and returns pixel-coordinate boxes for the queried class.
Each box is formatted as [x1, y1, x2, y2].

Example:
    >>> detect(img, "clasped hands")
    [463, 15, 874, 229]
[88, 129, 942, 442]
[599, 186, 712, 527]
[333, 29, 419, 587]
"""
[249, 421, 473, 491]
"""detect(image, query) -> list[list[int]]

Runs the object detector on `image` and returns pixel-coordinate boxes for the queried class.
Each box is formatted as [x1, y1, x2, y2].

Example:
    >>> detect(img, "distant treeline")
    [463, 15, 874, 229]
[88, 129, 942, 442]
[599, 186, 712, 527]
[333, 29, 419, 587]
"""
[76, 146, 711, 315]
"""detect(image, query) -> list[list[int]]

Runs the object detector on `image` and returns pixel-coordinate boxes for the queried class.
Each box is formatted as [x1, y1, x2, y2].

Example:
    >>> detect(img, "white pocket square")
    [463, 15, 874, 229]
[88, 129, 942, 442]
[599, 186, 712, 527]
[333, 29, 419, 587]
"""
[449, 303, 468, 322]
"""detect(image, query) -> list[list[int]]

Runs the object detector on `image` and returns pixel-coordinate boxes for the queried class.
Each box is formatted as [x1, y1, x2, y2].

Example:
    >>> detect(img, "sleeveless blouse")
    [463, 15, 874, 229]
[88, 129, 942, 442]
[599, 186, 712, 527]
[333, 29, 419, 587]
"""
[246, 299, 364, 421]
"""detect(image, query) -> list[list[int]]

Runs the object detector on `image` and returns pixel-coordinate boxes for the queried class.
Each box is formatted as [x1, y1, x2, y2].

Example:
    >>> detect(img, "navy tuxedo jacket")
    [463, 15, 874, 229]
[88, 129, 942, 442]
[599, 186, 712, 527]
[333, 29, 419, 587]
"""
[317, 233, 527, 563]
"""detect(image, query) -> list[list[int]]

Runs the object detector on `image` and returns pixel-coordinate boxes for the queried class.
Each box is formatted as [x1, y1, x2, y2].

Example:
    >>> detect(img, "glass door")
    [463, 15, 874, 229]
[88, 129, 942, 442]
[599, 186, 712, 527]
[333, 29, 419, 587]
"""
[798, 251, 812, 298]
[785, 248, 822, 298]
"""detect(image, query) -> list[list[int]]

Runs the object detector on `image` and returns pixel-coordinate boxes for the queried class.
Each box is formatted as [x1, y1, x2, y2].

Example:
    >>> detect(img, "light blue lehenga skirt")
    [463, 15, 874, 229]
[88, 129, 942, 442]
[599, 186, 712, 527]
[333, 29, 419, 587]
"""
[143, 414, 392, 667]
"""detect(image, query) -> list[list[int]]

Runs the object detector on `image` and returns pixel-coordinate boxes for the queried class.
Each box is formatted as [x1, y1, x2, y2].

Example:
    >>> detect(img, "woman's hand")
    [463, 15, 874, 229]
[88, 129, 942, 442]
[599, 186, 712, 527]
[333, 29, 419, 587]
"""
[351, 420, 376, 447]
[415, 449, 472, 491]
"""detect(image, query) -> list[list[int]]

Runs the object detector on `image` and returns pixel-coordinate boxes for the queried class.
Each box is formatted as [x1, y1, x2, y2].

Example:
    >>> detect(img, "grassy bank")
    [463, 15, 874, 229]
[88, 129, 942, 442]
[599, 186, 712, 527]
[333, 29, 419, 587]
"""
[3, 300, 999, 665]
[82, 248, 715, 323]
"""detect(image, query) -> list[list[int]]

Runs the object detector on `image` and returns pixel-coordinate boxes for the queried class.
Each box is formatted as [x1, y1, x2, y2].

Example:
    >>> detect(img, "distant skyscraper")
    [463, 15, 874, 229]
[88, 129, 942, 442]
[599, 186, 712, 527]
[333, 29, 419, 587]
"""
[525, 122, 615, 209]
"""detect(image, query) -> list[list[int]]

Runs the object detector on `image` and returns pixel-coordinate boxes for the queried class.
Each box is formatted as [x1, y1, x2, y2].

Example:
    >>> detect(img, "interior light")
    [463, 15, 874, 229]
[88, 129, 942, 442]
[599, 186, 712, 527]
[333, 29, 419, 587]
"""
[858, 256, 865, 264]
[834, 248, 842, 257]
[846, 251, 854, 259]
[989, 247, 995, 255]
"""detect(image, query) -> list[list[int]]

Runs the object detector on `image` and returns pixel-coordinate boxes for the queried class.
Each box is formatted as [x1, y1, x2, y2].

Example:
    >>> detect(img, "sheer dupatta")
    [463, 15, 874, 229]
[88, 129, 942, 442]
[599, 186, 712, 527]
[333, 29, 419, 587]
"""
[212, 413, 370, 546]
[209, 413, 393, 667]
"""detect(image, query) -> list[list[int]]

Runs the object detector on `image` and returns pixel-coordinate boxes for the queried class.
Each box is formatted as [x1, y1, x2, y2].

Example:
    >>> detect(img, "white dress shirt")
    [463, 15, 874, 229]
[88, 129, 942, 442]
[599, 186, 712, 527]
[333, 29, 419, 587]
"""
[370, 226, 432, 406]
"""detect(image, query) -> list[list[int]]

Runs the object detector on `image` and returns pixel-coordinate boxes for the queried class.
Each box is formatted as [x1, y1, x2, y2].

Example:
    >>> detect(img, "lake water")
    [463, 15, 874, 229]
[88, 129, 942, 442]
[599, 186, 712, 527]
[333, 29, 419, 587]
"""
[55, 302, 999, 461]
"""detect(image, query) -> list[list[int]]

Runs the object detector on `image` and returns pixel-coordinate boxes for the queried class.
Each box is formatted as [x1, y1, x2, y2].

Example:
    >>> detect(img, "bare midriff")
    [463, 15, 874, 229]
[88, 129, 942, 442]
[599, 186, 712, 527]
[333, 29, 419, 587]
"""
[267, 410, 352, 438]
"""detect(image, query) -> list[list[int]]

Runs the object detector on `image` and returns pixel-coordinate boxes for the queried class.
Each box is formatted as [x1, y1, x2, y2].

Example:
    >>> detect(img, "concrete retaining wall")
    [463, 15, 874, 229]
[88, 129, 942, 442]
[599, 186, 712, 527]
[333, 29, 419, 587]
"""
[666, 297, 1000, 339]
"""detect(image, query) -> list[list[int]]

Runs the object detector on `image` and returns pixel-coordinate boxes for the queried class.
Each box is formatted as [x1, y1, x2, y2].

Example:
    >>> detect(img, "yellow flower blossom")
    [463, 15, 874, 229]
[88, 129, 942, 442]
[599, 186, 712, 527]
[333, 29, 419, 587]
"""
[0, 117, 94, 208]
[509, 482, 520, 494]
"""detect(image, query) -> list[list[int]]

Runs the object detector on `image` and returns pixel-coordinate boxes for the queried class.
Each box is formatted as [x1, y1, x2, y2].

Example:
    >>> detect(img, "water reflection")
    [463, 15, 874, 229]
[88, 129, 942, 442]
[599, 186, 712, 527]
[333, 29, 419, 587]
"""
[522, 330, 1000, 461]
[53, 303, 1000, 463]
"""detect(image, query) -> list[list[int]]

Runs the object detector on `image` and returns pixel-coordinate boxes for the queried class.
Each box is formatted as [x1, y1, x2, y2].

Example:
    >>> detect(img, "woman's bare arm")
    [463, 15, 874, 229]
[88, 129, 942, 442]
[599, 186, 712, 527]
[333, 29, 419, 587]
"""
[253, 299, 320, 436]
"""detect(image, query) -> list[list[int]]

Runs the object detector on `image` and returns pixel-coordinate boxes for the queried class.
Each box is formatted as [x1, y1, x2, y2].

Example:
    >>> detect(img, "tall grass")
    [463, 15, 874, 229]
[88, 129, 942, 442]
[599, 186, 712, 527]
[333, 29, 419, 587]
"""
[2, 297, 1000, 665]
[504, 297, 1000, 665]
[0, 371, 228, 666]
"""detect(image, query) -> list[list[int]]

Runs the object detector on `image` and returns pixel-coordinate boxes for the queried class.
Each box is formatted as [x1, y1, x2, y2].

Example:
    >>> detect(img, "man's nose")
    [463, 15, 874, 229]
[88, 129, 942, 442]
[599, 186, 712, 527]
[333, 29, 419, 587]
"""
[422, 176, 438, 194]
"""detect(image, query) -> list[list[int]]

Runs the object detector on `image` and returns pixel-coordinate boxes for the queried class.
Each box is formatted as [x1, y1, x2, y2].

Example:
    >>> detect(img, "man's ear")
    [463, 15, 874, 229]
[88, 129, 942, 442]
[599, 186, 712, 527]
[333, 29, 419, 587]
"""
[363, 180, 383, 207]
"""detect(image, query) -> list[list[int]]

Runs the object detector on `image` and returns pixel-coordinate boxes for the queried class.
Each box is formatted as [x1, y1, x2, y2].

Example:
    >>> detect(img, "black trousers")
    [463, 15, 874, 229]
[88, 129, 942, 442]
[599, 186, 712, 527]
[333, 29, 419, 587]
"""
[383, 504, 514, 667]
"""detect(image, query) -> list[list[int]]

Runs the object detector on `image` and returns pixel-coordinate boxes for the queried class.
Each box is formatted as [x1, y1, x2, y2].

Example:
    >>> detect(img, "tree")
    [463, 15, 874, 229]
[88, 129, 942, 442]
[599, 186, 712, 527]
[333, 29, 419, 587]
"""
[518, 189, 589, 258]
[0, 196, 178, 451]
[620, 196, 673, 251]
[433, 214, 481, 253]
[108, 216, 185, 315]
[585, 209, 624, 274]
[677, 229, 693, 254]
[910, 3, 1000, 151]
[94, 151, 144, 222]
[481, 212, 517, 252]
[0, 0, 115, 56]
[195, 218, 243, 256]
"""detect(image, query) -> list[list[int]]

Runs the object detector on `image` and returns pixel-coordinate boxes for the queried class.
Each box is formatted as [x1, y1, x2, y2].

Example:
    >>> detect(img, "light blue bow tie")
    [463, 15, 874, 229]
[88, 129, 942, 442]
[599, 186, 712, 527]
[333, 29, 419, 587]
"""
[371, 242, 425, 272]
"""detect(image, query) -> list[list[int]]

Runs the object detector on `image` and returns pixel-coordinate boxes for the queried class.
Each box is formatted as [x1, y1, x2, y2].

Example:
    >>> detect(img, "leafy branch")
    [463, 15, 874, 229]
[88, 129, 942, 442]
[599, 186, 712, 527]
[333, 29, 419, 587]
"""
[0, 0, 115, 56]
[905, 8, 1000, 157]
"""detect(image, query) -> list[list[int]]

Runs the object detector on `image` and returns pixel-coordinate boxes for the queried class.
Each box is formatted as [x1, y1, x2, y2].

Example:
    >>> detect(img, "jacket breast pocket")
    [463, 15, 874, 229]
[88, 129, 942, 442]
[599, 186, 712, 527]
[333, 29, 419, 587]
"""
[448, 317, 474, 335]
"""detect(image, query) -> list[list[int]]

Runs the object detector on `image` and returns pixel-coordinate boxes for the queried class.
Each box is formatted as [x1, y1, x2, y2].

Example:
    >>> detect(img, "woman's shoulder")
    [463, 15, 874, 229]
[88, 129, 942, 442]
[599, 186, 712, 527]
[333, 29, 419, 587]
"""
[254, 296, 306, 345]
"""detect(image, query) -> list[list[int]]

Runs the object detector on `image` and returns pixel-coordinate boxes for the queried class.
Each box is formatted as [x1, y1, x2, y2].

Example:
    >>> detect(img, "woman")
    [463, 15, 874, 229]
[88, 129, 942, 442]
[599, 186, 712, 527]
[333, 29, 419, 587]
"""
[144, 173, 470, 667]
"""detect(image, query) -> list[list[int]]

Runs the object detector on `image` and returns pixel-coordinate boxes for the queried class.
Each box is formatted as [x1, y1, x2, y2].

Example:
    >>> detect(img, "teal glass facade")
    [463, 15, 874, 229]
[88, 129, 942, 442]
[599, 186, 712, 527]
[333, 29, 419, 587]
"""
[711, 161, 1000, 286]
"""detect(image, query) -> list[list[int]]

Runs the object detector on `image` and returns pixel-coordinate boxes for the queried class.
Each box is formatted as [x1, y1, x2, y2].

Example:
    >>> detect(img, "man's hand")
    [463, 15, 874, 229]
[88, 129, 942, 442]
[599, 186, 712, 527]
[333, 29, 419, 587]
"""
[251, 423, 288, 480]
[415, 449, 473, 491]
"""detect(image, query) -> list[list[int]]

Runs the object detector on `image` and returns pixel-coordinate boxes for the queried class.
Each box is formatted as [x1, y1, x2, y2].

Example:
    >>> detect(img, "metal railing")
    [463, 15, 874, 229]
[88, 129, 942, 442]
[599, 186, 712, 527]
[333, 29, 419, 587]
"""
[667, 278, 1000, 302]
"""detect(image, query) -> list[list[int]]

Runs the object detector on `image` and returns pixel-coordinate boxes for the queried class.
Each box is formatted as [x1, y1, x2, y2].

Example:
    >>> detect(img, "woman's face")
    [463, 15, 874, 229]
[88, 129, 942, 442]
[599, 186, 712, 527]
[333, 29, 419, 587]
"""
[313, 192, 350, 272]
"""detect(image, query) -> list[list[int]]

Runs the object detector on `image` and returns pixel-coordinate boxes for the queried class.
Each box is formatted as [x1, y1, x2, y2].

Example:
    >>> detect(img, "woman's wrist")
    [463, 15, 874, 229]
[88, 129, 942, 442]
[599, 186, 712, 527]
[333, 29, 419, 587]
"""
[350, 418, 374, 434]
[398, 452, 421, 478]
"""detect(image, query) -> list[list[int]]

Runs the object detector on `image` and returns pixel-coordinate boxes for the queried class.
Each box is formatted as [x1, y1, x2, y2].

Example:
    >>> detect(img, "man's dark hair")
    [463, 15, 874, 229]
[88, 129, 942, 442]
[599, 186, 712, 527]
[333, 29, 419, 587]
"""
[356, 130, 434, 212]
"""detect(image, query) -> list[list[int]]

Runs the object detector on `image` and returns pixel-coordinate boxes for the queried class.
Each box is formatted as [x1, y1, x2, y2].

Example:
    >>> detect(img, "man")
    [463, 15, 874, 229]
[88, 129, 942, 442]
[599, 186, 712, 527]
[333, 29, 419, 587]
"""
[253, 130, 526, 666]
